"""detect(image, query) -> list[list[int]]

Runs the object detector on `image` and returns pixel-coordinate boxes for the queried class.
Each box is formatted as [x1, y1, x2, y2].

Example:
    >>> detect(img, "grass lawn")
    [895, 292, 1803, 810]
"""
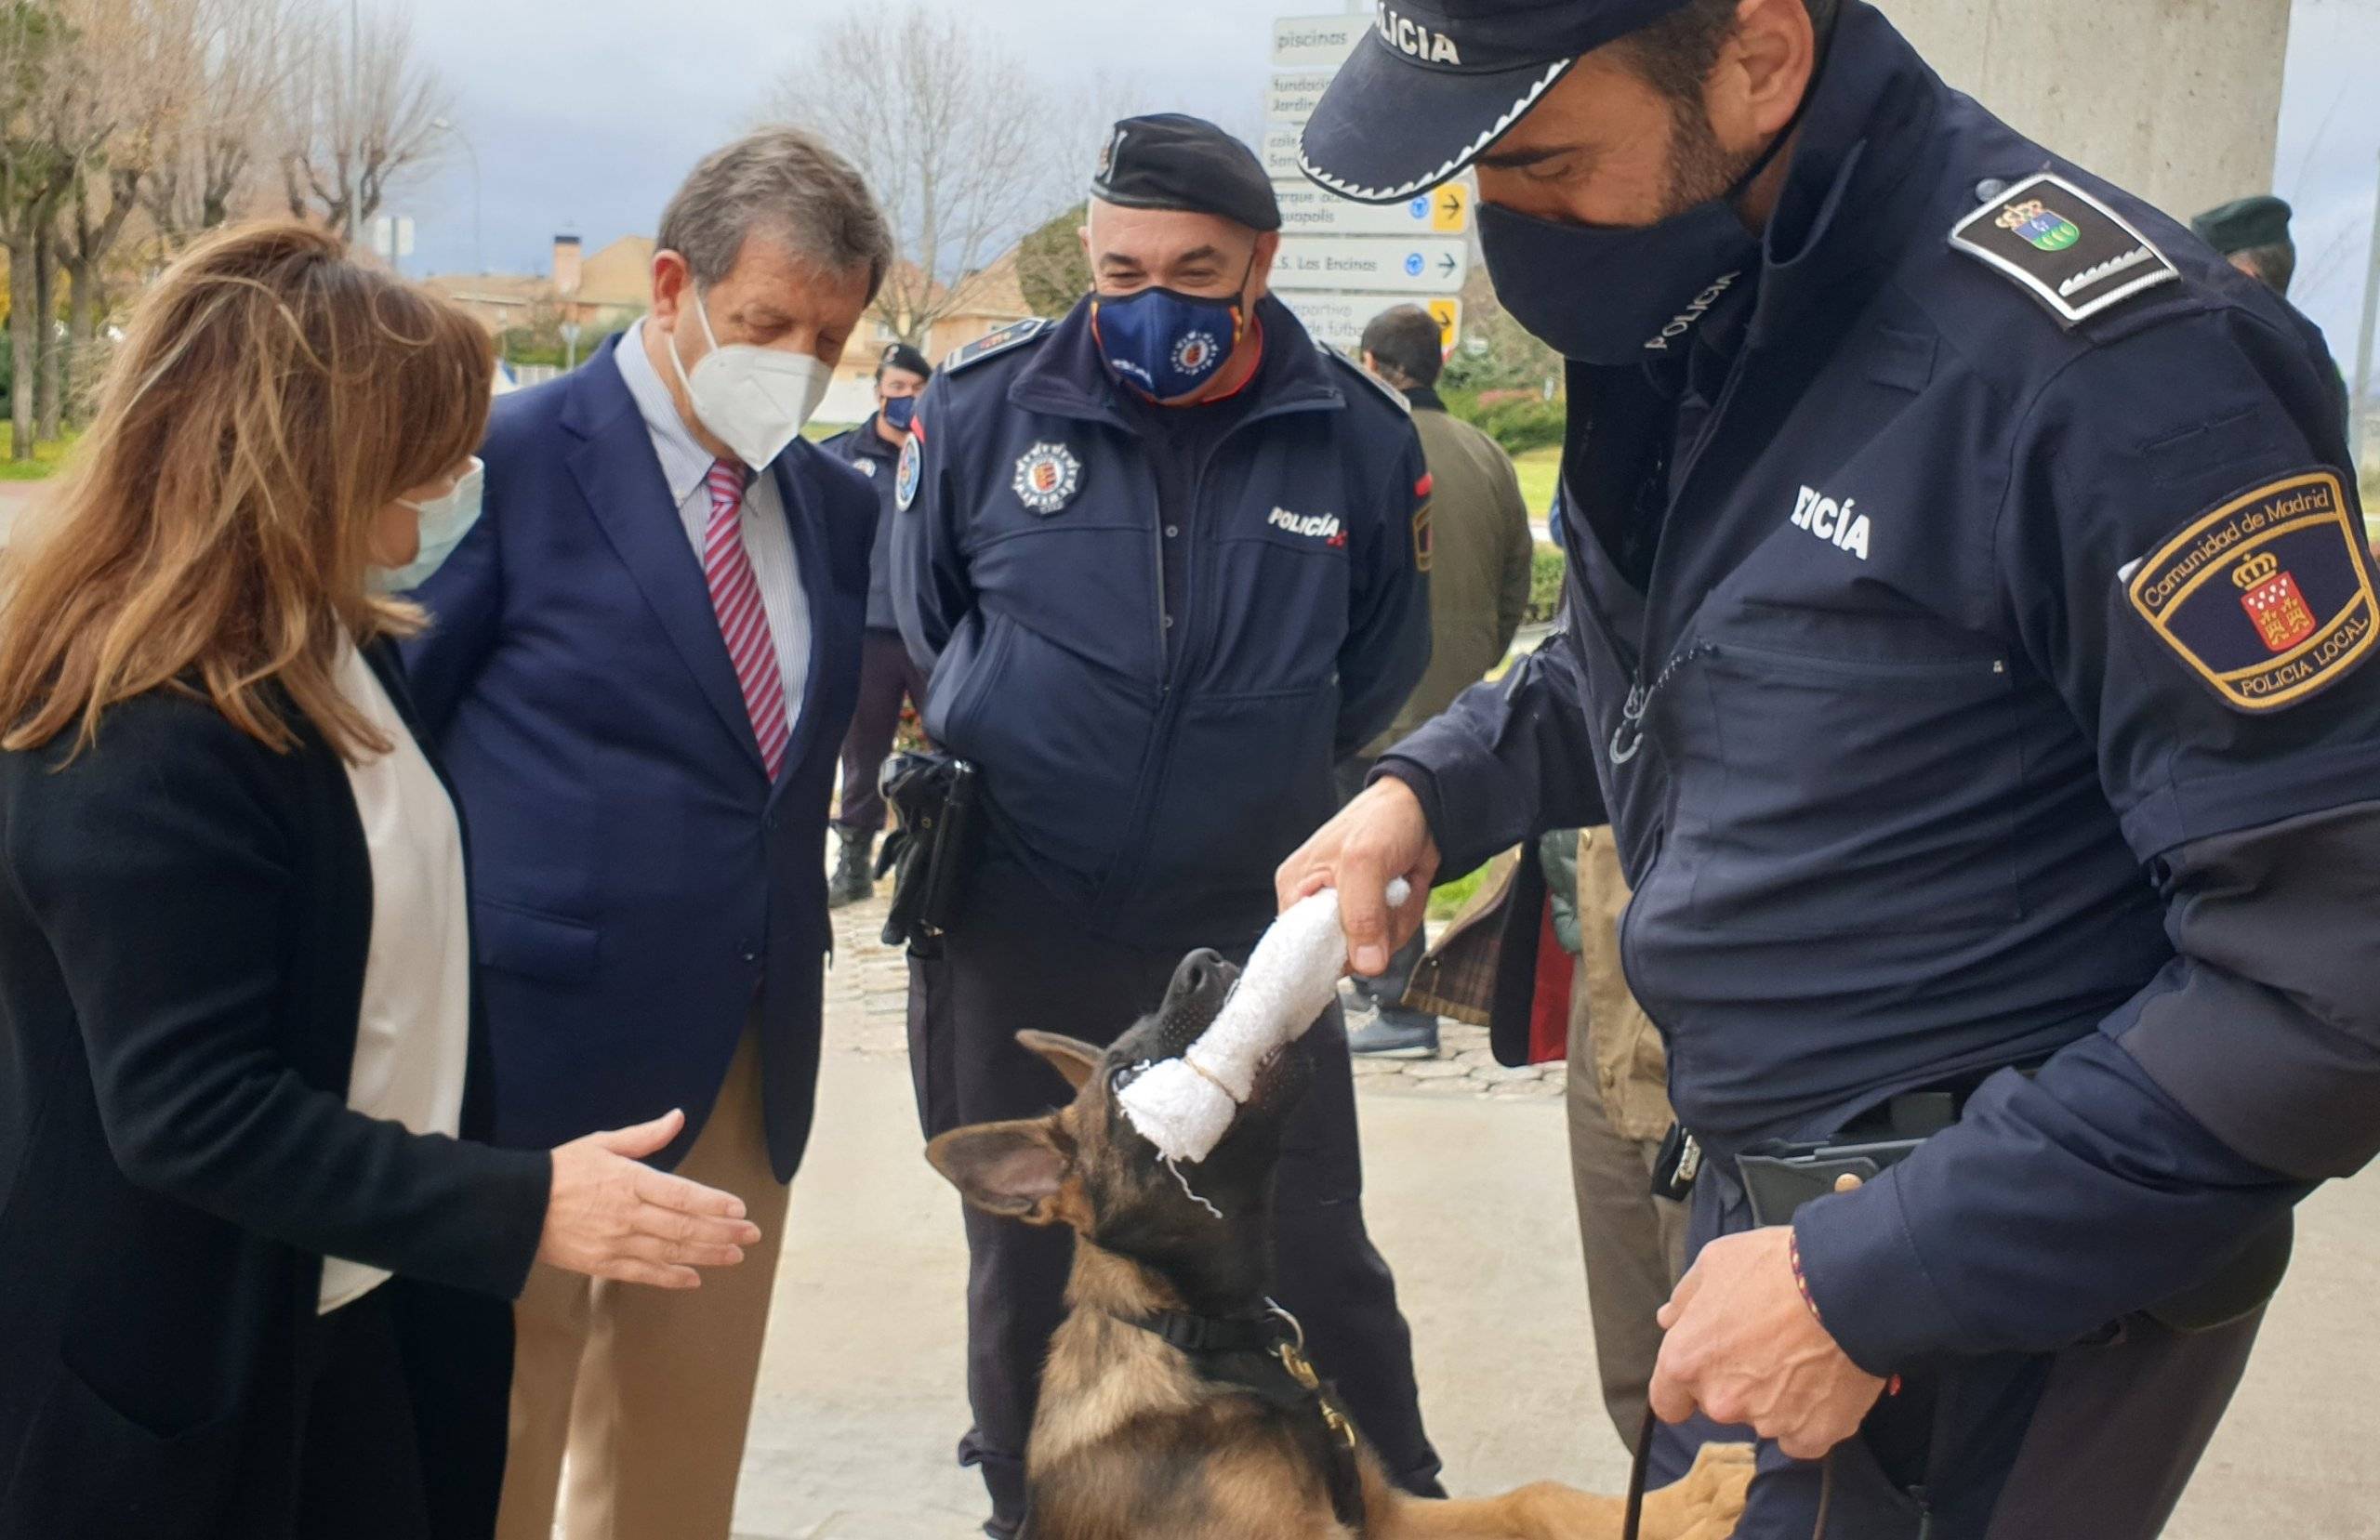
[1514, 443, 1559, 517]
[1427, 861, 1494, 922]
[0, 435, 76, 481]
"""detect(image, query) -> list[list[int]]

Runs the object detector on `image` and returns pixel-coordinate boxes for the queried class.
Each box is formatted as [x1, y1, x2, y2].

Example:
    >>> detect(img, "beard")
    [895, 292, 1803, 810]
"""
[1655, 99, 1766, 221]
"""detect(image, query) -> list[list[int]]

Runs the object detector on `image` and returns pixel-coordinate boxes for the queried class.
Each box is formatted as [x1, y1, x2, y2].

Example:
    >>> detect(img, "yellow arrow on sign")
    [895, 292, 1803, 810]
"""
[1426, 299, 1461, 352]
[1431, 183, 1471, 233]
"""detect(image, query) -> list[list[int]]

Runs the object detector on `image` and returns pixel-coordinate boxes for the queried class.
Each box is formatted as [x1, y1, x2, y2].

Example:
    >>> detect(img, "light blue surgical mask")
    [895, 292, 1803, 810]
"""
[375, 457, 484, 594]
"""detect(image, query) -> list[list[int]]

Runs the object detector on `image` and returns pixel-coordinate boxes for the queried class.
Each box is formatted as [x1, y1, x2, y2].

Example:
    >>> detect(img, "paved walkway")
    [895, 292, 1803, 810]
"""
[733, 888, 2380, 1538]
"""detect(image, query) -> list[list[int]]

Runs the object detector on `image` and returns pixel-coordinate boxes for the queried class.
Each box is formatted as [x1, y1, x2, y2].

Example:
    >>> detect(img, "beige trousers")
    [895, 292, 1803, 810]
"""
[495, 1026, 791, 1540]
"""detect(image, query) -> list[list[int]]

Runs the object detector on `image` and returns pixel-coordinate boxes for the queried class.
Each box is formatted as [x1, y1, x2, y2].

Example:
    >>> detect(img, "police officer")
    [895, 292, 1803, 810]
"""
[824, 343, 933, 906]
[1283, 1, 2380, 1535]
[891, 113, 1442, 1537]
[2193, 193, 2300, 297]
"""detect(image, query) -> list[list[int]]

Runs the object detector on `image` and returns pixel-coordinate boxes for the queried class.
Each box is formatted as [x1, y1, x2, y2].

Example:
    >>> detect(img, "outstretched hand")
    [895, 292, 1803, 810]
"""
[1274, 777, 1438, 977]
[538, 1110, 762, 1290]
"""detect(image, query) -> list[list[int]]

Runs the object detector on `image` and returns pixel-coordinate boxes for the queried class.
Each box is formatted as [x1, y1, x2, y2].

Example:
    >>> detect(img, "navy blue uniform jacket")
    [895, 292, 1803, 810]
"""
[822, 414, 905, 632]
[403, 335, 874, 1181]
[1384, 1, 2380, 1371]
[895, 296, 1432, 948]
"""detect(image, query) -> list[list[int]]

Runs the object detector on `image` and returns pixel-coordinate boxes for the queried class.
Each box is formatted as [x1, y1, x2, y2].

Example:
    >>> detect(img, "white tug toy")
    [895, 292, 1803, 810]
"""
[1118, 879, 1411, 1165]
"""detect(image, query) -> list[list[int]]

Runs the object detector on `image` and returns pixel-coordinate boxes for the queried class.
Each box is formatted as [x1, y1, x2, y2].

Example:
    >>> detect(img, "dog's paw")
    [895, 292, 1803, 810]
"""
[1640, 1442, 1754, 1540]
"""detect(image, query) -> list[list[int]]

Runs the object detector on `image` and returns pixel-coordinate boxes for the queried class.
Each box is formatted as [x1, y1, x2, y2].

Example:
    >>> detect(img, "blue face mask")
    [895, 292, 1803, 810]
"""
[879, 393, 918, 432]
[375, 457, 484, 594]
[1092, 284, 1246, 402]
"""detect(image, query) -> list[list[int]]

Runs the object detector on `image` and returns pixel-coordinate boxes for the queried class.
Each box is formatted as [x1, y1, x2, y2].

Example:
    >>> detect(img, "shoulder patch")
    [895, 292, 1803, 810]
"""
[2124, 467, 2376, 713]
[1319, 343, 1410, 415]
[944, 318, 1053, 375]
[1950, 172, 2178, 328]
[895, 433, 922, 512]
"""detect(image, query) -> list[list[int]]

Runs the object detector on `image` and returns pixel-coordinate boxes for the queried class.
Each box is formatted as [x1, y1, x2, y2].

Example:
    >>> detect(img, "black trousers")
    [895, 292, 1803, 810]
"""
[835, 627, 930, 837]
[1650, 1165, 2264, 1538]
[907, 870, 1444, 1536]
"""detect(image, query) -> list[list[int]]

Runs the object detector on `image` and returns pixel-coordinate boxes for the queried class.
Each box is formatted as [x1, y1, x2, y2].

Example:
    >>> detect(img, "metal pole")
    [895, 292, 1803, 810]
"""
[2352, 148, 2380, 469]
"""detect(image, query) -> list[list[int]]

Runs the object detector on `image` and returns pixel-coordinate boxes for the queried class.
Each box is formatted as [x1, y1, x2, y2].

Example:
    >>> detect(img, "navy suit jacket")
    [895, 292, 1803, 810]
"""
[403, 334, 873, 1180]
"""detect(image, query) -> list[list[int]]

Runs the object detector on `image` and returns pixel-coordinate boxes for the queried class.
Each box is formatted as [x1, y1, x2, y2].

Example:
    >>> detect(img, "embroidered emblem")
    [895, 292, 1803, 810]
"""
[1268, 506, 1346, 547]
[1950, 172, 2177, 327]
[895, 435, 922, 511]
[1012, 441, 1082, 515]
[856, 458, 880, 478]
[1412, 501, 1433, 572]
[1172, 330, 1222, 377]
[2125, 468, 2377, 713]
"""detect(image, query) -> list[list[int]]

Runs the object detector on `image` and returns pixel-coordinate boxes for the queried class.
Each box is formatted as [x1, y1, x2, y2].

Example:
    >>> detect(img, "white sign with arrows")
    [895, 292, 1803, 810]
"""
[1279, 293, 1464, 357]
[1266, 71, 1335, 124]
[1274, 179, 1471, 237]
[1271, 237, 1468, 296]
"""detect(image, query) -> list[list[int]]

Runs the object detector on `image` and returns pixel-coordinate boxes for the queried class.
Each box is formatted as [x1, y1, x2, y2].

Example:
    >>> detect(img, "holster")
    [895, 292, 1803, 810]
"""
[876, 753, 982, 958]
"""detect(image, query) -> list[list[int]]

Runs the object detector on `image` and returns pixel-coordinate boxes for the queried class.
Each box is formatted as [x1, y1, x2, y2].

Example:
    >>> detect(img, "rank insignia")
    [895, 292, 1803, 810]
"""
[2125, 468, 2377, 713]
[895, 434, 922, 511]
[1012, 441, 1081, 516]
[1950, 172, 2177, 327]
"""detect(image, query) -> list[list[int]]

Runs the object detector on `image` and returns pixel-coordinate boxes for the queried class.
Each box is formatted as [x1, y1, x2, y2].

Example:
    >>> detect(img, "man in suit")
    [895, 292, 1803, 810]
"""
[403, 128, 892, 1540]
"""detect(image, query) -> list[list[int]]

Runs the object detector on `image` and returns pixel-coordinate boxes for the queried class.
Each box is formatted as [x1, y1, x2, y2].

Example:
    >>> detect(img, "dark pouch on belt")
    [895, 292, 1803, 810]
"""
[878, 753, 983, 956]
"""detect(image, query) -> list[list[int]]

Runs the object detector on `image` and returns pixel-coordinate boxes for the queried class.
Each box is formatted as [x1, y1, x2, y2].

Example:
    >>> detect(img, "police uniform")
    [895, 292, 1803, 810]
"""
[889, 119, 1442, 1535]
[822, 353, 932, 869]
[1304, 3, 2380, 1535]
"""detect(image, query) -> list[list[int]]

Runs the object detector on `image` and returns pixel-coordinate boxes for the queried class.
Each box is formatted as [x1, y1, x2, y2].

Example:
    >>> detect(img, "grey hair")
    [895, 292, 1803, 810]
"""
[657, 127, 893, 301]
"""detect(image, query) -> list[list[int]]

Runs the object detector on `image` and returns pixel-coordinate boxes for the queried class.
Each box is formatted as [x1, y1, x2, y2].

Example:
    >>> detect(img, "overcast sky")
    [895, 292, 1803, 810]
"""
[396, 0, 2380, 365]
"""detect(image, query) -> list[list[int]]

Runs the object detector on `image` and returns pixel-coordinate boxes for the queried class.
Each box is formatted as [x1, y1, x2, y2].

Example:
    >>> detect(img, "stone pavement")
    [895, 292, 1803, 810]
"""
[729, 886, 2380, 1539]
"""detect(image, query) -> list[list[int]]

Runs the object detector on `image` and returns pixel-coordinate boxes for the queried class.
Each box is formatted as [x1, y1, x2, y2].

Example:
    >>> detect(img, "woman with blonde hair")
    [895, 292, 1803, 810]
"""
[0, 221, 760, 1540]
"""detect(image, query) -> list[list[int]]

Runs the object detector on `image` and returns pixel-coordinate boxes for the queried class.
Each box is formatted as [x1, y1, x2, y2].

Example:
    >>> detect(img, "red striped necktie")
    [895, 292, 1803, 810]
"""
[702, 459, 789, 779]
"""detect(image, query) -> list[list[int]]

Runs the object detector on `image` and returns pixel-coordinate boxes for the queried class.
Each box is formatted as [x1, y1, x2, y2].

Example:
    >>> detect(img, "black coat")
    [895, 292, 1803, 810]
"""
[0, 646, 551, 1539]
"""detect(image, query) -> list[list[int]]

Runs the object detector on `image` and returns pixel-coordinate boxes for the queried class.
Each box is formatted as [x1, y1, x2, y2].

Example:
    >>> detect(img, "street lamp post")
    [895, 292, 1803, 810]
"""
[431, 117, 483, 273]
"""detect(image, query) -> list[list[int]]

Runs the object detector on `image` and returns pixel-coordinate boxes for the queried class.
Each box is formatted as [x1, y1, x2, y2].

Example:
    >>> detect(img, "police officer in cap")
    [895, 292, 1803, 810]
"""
[1283, 1, 2380, 1534]
[824, 342, 933, 906]
[892, 112, 1442, 1537]
[2193, 193, 2299, 297]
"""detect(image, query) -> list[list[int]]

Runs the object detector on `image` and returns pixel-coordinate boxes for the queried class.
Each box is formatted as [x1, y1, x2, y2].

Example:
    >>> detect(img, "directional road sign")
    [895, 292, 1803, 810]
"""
[1271, 12, 1366, 69]
[1267, 71, 1335, 124]
[1279, 292, 1463, 357]
[1272, 237, 1468, 296]
[1274, 179, 1470, 236]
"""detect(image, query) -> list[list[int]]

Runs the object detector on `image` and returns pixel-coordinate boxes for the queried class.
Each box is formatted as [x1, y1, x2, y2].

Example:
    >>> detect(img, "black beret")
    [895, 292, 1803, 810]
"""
[1091, 113, 1282, 233]
[878, 343, 932, 379]
[2191, 195, 2294, 256]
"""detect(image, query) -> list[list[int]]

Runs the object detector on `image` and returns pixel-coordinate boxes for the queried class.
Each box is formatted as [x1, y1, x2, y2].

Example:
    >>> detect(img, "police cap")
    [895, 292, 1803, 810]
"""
[2191, 194, 2294, 256]
[1091, 113, 1282, 233]
[878, 342, 932, 379]
[1301, 0, 1697, 204]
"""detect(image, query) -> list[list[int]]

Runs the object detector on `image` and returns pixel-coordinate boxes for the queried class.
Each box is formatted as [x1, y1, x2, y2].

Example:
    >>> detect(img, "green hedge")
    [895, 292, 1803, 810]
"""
[1444, 388, 1566, 457]
[1527, 543, 1566, 624]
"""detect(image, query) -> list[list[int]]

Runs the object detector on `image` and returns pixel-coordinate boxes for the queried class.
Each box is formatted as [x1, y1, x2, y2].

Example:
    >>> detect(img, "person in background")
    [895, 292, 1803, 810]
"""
[894, 113, 1443, 1538]
[824, 342, 935, 908]
[1342, 302, 1534, 1059]
[402, 129, 892, 1540]
[0, 221, 756, 1540]
[1562, 827, 1690, 1449]
[2192, 194, 2298, 297]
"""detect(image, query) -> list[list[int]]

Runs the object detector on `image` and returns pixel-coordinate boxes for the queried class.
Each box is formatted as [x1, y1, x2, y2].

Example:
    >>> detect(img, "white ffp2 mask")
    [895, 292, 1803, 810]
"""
[668, 292, 832, 470]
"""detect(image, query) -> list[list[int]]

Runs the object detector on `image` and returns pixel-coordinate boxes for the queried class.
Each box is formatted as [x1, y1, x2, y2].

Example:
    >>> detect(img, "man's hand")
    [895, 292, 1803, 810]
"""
[1276, 776, 1440, 976]
[1650, 1227, 1886, 1460]
[537, 1110, 764, 1289]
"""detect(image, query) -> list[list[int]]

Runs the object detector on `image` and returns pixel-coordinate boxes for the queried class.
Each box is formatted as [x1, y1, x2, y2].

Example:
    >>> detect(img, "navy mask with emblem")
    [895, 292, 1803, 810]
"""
[880, 394, 918, 432]
[1092, 283, 1246, 402]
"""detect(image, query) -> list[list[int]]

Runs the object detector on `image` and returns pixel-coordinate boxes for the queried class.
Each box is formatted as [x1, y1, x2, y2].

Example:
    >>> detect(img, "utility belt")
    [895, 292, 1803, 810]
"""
[1653, 1073, 2293, 1338]
[876, 753, 983, 959]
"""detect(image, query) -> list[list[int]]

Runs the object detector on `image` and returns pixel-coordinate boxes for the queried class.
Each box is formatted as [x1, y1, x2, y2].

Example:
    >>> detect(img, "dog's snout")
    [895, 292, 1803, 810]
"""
[1170, 949, 1237, 1010]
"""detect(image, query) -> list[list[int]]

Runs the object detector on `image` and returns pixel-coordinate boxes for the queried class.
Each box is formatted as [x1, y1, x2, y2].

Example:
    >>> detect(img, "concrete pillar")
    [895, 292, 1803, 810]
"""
[1885, 0, 2293, 223]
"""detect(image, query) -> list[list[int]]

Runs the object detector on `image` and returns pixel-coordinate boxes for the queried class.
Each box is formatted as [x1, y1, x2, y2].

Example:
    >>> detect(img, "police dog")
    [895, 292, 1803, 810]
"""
[928, 949, 1752, 1540]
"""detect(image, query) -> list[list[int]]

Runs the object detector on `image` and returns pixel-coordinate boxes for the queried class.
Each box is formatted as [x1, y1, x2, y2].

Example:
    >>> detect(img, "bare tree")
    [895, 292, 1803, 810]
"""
[764, 6, 1102, 347]
[278, 1, 447, 241]
[141, 0, 294, 249]
[0, 2, 81, 459]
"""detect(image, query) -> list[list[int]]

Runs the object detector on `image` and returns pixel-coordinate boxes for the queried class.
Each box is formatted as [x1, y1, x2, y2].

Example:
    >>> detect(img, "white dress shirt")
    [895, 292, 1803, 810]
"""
[615, 320, 810, 743]
[320, 643, 474, 1314]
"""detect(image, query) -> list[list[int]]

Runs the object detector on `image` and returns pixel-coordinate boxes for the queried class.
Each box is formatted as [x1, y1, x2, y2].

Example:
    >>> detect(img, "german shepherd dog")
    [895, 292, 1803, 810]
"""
[929, 949, 1752, 1540]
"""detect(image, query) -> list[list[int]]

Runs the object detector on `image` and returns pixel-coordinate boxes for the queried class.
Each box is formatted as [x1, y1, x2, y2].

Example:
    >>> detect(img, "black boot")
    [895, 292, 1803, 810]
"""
[828, 827, 875, 909]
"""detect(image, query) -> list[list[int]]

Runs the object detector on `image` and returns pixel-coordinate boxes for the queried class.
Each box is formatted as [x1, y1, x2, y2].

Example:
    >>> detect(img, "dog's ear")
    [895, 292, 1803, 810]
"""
[1016, 1031, 1104, 1092]
[927, 1116, 1080, 1225]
